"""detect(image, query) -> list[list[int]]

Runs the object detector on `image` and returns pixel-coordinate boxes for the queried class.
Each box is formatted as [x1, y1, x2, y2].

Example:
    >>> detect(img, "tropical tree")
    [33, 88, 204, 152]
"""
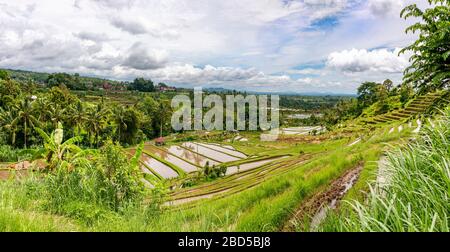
[357, 82, 379, 108]
[0, 79, 21, 108]
[0, 70, 9, 80]
[34, 97, 52, 122]
[48, 105, 67, 129]
[68, 101, 87, 137]
[400, 0, 450, 93]
[153, 100, 172, 138]
[35, 124, 87, 171]
[382, 79, 394, 92]
[112, 105, 127, 143]
[85, 104, 108, 147]
[12, 98, 39, 148]
[0, 108, 18, 146]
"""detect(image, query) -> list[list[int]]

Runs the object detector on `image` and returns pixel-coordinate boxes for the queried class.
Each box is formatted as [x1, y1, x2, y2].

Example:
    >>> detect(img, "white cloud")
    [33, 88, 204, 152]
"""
[0, 0, 429, 93]
[122, 43, 168, 70]
[368, 0, 403, 17]
[286, 68, 325, 75]
[326, 48, 410, 73]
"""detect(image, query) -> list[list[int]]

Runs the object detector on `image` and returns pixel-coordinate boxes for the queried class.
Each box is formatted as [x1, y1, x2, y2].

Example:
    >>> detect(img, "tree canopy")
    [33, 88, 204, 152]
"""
[400, 0, 450, 93]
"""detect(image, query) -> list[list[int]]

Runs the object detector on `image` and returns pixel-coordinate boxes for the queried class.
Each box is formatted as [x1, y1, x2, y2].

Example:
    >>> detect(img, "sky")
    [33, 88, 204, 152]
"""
[0, 0, 430, 94]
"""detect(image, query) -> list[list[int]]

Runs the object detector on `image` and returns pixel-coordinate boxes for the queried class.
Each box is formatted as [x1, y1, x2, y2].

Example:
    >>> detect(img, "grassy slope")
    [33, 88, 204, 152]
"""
[0, 123, 410, 231]
[319, 109, 450, 232]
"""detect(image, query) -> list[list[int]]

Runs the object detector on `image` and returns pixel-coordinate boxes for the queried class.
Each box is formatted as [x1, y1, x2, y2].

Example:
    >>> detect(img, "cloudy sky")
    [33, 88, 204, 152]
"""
[0, 0, 429, 94]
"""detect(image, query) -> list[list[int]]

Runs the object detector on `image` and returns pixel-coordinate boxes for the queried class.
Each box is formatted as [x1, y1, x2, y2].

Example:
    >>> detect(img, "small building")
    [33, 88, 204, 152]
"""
[102, 82, 112, 90]
[155, 137, 165, 146]
[158, 86, 176, 92]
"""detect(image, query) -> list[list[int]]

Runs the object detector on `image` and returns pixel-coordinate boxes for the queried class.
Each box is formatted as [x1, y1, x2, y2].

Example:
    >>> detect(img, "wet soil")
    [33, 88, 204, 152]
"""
[283, 164, 363, 231]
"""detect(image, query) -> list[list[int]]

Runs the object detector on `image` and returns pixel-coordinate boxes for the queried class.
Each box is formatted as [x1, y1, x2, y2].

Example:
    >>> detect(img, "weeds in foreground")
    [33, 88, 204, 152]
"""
[319, 110, 450, 232]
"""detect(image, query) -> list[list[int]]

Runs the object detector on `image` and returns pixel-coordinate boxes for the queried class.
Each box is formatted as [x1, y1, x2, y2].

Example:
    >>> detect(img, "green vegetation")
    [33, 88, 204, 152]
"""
[400, 0, 450, 92]
[0, 0, 448, 232]
[320, 109, 450, 232]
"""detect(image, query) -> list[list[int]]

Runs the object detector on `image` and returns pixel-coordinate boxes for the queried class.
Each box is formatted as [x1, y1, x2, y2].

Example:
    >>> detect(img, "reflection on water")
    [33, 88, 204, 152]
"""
[140, 153, 178, 179]
[167, 145, 220, 167]
[226, 156, 288, 175]
[182, 142, 240, 163]
[198, 143, 247, 159]
[144, 145, 199, 173]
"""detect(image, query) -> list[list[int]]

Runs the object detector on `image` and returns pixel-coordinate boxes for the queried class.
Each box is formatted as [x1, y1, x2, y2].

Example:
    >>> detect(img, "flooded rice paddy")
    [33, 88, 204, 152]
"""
[226, 156, 288, 175]
[129, 142, 282, 181]
[167, 145, 220, 167]
[181, 142, 241, 163]
[140, 153, 178, 179]
[197, 143, 247, 159]
[144, 145, 199, 173]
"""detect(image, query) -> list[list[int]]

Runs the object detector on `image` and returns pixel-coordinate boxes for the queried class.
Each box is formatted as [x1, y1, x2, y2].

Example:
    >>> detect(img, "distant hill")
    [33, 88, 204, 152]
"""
[1, 68, 124, 85]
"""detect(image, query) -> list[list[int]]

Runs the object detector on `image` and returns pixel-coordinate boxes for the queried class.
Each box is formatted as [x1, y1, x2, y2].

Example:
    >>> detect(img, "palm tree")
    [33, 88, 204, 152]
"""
[69, 101, 87, 137]
[112, 105, 127, 143]
[0, 107, 18, 146]
[85, 104, 108, 147]
[154, 100, 172, 138]
[35, 97, 52, 122]
[12, 98, 39, 149]
[48, 105, 67, 129]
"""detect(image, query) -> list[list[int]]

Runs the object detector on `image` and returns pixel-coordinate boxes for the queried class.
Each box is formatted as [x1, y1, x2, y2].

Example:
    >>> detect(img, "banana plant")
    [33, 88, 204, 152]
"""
[34, 123, 90, 172]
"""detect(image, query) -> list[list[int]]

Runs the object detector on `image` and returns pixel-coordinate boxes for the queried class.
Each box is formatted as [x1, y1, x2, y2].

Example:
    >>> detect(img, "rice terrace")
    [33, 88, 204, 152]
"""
[0, 0, 449, 239]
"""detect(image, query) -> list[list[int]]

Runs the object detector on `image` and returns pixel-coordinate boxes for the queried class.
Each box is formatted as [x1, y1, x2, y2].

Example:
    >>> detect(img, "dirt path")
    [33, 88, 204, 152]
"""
[282, 164, 363, 231]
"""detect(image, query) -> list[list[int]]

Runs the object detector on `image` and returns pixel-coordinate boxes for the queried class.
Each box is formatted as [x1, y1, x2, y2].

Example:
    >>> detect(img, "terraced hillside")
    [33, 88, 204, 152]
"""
[128, 141, 287, 190]
[363, 91, 448, 125]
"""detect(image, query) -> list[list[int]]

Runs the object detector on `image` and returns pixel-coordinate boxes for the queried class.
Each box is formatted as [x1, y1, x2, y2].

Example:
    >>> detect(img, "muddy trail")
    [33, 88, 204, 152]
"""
[282, 164, 363, 231]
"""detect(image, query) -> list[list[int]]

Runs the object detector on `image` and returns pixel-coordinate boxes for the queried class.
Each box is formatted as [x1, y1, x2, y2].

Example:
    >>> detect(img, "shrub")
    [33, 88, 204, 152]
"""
[0, 145, 18, 162]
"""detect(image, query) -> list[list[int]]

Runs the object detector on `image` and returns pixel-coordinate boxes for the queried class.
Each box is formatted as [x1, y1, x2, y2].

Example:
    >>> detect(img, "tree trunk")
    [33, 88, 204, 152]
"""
[24, 121, 27, 149]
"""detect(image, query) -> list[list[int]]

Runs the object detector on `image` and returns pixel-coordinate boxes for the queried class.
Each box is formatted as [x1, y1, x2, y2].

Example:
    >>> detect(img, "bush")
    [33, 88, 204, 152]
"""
[0, 145, 18, 162]
[32, 136, 152, 224]
[203, 162, 227, 180]
[93, 141, 146, 210]
[0, 145, 33, 162]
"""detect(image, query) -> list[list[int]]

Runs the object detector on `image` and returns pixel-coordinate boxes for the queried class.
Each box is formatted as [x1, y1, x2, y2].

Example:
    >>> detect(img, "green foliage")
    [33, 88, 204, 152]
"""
[112, 105, 143, 145]
[47, 73, 85, 90]
[202, 163, 227, 180]
[321, 109, 450, 232]
[93, 141, 146, 210]
[0, 70, 10, 80]
[29, 130, 149, 223]
[400, 0, 450, 92]
[0, 145, 33, 162]
[399, 83, 414, 104]
[130, 77, 155, 92]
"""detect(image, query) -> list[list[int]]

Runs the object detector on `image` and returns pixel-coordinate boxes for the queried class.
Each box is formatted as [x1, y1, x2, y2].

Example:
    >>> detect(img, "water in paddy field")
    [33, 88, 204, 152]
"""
[197, 143, 247, 159]
[182, 142, 241, 163]
[167, 145, 220, 167]
[280, 126, 325, 135]
[209, 143, 236, 150]
[225, 156, 288, 175]
[140, 153, 178, 179]
[287, 113, 323, 119]
[144, 145, 199, 173]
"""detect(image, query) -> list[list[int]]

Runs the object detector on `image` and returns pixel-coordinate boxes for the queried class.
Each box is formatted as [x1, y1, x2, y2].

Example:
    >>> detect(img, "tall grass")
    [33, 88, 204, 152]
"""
[320, 109, 450, 232]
